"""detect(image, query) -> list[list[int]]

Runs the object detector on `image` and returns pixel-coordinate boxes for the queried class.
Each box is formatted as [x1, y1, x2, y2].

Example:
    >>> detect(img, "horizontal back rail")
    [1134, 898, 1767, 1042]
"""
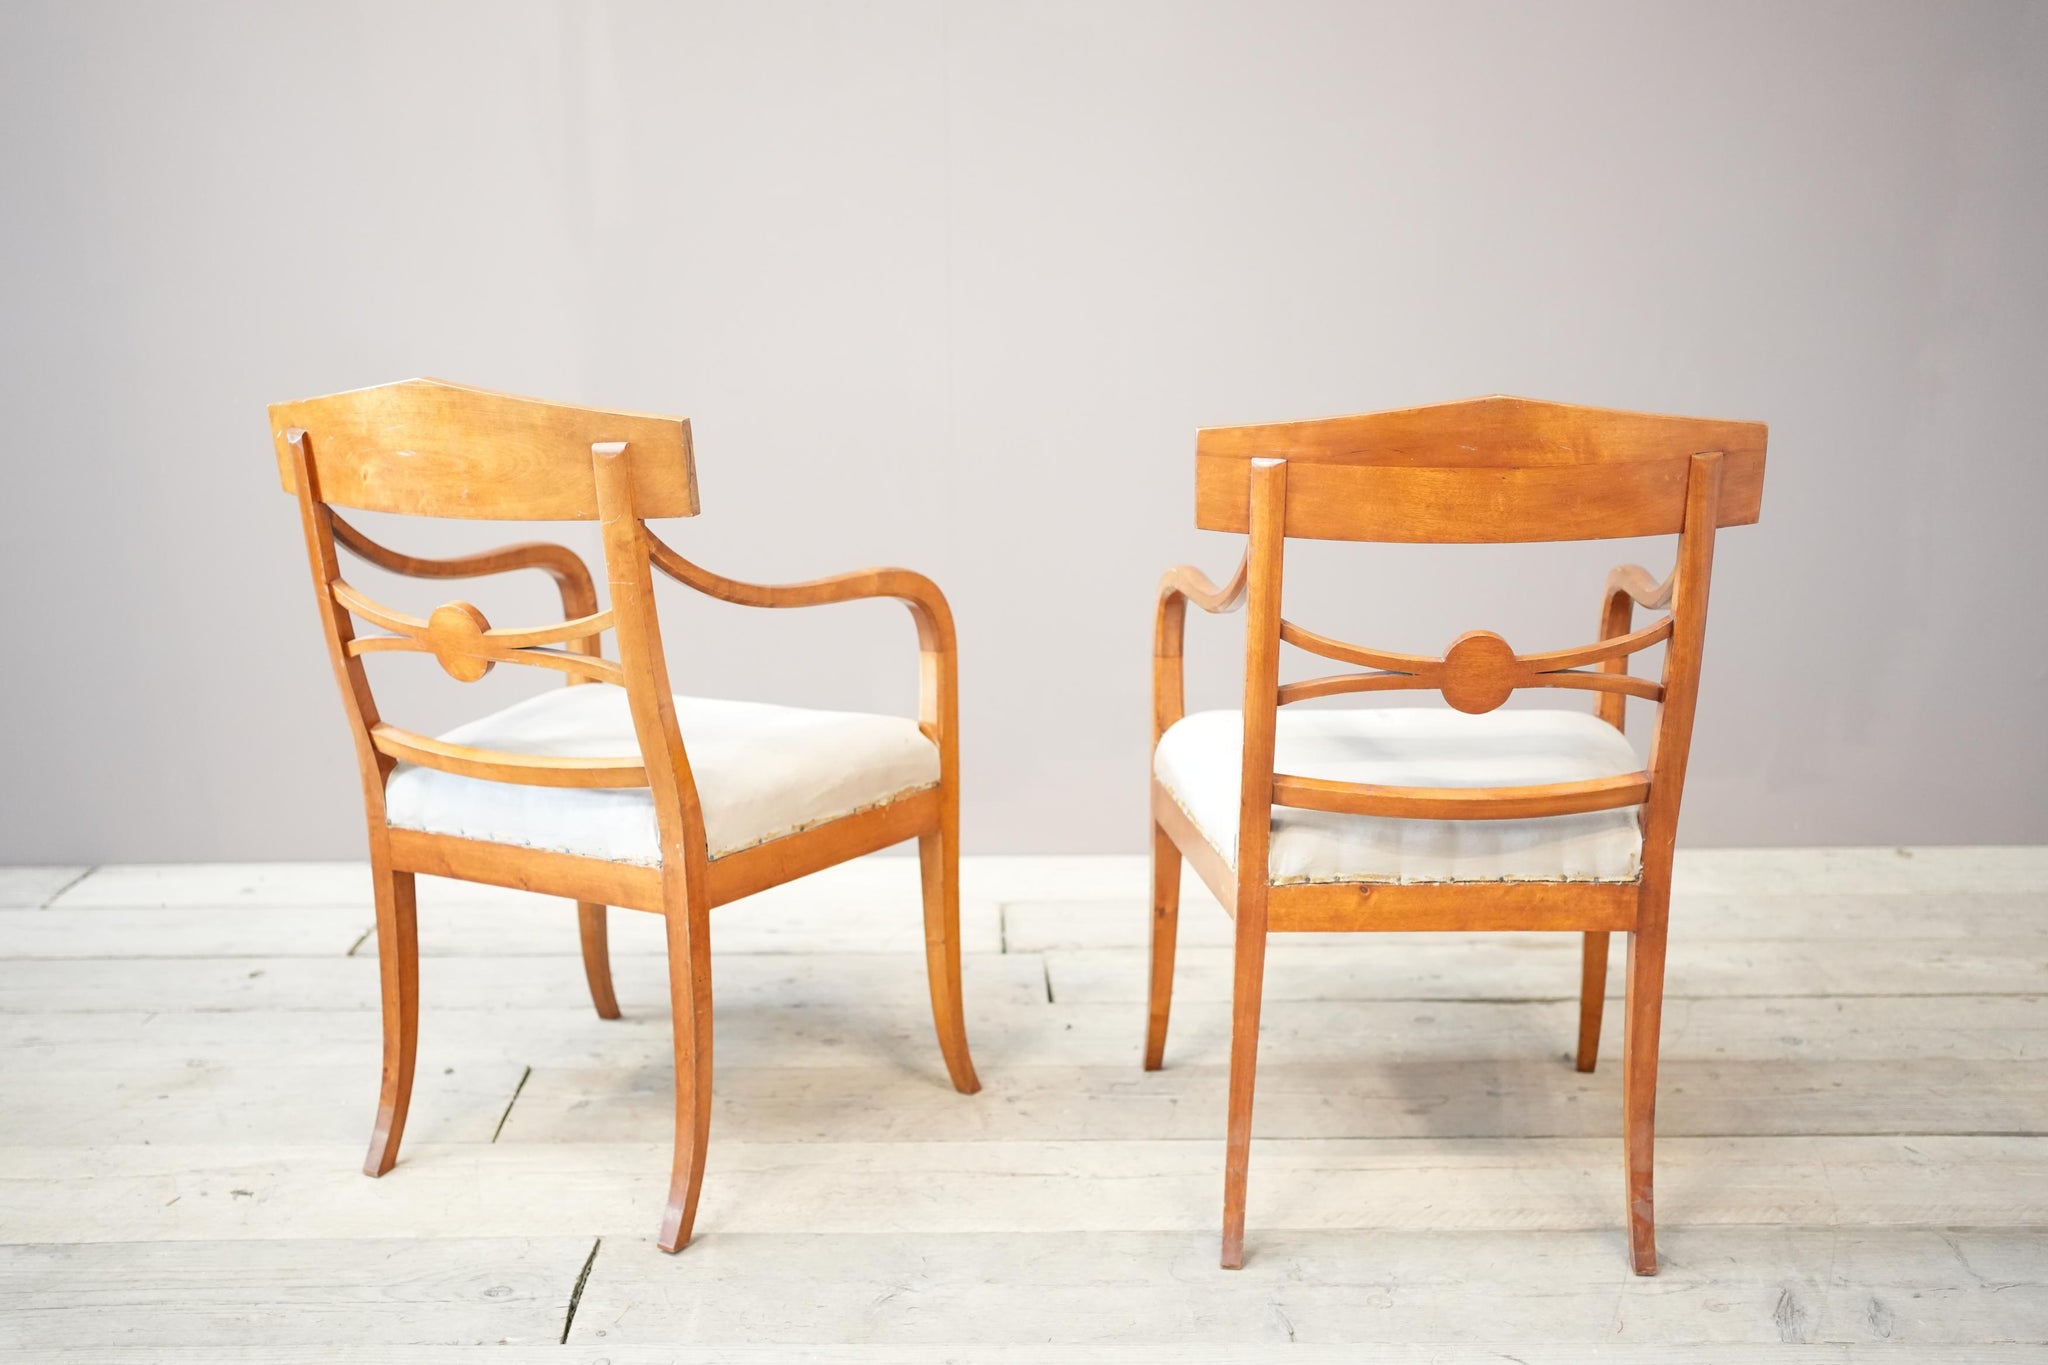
[1196, 396, 1764, 542]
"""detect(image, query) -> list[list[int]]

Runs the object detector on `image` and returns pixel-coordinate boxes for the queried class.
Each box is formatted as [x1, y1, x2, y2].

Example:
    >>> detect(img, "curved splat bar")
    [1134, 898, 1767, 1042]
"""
[1529, 670, 1664, 702]
[1276, 671, 1437, 705]
[331, 581, 623, 684]
[346, 634, 622, 683]
[1273, 770, 1652, 821]
[1274, 616, 1669, 714]
[329, 514, 598, 598]
[1519, 615, 1673, 675]
[1278, 620, 1440, 675]
[328, 514, 606, 680]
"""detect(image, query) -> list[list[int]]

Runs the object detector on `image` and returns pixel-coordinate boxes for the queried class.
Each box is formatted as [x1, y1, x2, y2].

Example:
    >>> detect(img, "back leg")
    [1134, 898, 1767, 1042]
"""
[918, 827, 981, 1094]
[1576, 930, 1609, 1071]
[578, 901, 622, 1019]
[363, 863, 419, 1177]
[1143, 821, 1182, 1070]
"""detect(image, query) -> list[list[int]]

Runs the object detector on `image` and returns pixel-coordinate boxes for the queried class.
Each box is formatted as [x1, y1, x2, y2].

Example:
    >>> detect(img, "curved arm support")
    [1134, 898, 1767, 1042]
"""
[1155, 549, 1250, 743]
[329, 513, 601, 666]
[1595, 564, 1673, 731]
[1605, 563, 1675, 613]
[643, 533, 958, 749]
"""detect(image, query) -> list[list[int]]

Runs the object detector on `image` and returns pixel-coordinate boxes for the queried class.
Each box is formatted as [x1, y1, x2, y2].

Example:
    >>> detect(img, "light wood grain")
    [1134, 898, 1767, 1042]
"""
[0, 954, 1047, 1015]
[0, 1061, 527, 1147]
[1050, 940, 2048, 1003]
[567, 1226, 2044, 1346]
[0, 866, 88, 908]
[0, 906, 374, 958]
[1006, 890, 2048, 950]
[11, 992, 2045, 1073]
[0, 1238, 593, 1348]
[3, 1135, 2041, 1242]
[271, 377, 696, 519]
[10, 1347, 2040, 1364]
[493, 1057, 2048, 1146]
[40, 848, 2041, 910]
[12, 936, 2047, 1016]
[1195, 394, 1766, 541]
[6, 850, 2048, 1353]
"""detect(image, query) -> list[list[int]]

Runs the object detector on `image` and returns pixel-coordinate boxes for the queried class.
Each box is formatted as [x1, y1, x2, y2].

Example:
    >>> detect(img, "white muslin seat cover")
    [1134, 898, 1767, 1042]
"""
[1154, 707, 1645, 885]
[385, 686, 940, 866]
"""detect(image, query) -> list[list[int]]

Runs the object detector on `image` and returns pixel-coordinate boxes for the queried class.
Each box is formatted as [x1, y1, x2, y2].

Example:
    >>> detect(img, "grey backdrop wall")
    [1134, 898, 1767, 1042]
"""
[3, 1, 2044, 863]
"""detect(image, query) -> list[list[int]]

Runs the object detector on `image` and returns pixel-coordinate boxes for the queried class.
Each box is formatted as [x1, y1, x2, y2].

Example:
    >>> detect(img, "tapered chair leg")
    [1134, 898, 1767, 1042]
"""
[1220, 903, 1270, 1269]
[1621, 916, 1670, 1275]
[918, 826, 981, 1094]
[1144, 821, 1182, 1070]
[577, 901, 622, 1020]
[657, 892, 715, 1253]
[363, 863, 419, 1178]
[1575, 930, 1609, 1072]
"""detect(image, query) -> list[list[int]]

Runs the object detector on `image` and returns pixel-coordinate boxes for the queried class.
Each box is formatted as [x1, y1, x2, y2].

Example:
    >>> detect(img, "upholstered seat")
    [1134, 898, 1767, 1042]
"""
[386, 687, 940, 865]
[1154, 707, 1644, 885]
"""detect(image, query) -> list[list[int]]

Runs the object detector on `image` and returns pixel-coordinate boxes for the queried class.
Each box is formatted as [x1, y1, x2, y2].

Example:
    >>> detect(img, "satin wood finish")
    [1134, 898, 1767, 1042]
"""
[1150, 395, 1764, 1275]
[273, 379, 978, 1253]
[1194, 394, 1765, 543]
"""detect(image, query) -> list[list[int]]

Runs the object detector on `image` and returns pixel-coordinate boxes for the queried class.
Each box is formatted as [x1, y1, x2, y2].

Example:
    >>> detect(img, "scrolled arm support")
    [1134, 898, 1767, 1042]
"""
[1155, 549, 1250, 742]
[1594, 564, 1674, 730]
[644, 534, 958, 751]
[1604, 563, 1674, 613]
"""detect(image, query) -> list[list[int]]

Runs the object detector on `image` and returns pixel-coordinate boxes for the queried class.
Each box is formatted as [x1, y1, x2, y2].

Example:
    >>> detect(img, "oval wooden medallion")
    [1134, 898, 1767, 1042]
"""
[426, 601, 495, 682]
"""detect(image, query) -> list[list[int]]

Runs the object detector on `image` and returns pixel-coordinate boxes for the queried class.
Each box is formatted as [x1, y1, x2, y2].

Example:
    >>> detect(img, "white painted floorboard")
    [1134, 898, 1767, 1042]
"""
[1, 849, 2045, 1355]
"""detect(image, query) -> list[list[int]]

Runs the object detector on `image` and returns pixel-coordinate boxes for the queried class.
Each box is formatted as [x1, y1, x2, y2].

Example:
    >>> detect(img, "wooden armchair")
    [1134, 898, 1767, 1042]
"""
[271, 378, 978, 1252]
[1145, 396, 1767, 1273]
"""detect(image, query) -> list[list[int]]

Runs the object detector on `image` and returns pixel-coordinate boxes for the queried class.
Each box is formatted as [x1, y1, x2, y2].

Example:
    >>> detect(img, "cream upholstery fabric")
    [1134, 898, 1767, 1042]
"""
[1154, 707, 1644, 885]
[385, 687, 939, 866]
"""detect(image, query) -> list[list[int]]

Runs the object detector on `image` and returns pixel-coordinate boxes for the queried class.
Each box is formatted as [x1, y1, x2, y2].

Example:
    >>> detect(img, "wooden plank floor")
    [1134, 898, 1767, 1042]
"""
[2, 848, 2046, 1359]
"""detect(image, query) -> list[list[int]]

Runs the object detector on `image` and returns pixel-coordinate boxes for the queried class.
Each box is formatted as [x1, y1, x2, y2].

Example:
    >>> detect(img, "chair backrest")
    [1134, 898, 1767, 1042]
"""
[1196, 394, 1764, 542]
[272, 377, 697, 519]
[1204, 395, 1767, 891]
[271, 379, 709, 866]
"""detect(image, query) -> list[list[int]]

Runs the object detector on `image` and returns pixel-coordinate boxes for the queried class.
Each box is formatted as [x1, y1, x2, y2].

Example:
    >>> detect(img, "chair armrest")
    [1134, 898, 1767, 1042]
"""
[644, 532, 957, 751]
[1155, 550, 1249, 742]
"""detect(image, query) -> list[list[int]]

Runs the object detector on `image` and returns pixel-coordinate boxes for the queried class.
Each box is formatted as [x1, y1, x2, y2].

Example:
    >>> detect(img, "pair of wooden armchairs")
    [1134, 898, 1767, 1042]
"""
[272, 379, 1763, 1274]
